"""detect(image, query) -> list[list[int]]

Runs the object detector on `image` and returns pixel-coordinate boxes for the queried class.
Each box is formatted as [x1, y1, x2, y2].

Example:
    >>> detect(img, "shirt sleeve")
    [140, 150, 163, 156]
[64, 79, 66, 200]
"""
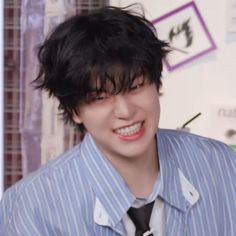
[0, 184, 43, 236]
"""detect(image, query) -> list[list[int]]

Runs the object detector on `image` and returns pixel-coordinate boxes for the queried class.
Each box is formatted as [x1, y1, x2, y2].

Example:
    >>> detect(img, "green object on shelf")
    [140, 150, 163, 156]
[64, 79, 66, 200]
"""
[229, 144, 236, 151]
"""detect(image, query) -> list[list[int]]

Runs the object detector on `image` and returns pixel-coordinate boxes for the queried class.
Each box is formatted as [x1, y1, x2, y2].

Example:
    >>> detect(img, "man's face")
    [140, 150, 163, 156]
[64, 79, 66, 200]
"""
[73, 75, 160, 164]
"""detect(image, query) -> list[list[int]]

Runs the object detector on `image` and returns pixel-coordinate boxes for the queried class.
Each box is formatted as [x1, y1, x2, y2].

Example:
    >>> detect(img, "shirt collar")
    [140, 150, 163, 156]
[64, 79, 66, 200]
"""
[157, 129, 199, 212]
[80, 133, 135, 227]
[79, 130, 199, 227]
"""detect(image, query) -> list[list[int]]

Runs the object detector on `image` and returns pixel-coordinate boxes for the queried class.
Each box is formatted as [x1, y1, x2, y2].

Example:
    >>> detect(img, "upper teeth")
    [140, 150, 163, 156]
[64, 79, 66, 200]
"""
[115, 122, 142, 136]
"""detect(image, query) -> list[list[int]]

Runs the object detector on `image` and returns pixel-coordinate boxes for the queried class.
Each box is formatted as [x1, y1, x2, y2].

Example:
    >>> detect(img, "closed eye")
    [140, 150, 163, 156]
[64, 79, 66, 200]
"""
[91, 92, 110, 102]
[130, 83, 143, 91]
[129, 75, 145, 91]
[129, 79, 145, 91]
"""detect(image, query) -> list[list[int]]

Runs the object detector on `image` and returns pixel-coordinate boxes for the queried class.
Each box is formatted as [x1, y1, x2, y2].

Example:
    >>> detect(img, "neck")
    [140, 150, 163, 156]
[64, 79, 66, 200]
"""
[124, 155, 159, 198]
[108, 143, 159, 198]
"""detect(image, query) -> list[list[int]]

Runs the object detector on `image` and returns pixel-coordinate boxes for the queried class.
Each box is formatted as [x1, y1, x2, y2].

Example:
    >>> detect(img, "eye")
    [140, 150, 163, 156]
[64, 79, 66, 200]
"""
[92, 92, 110, 102]
[130, 78, 144, 91]
[130, 83, 142, 91]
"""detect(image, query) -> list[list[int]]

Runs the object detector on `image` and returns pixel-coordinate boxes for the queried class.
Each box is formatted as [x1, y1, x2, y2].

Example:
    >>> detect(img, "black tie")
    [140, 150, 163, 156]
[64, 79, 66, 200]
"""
[127, 201, 155, 236]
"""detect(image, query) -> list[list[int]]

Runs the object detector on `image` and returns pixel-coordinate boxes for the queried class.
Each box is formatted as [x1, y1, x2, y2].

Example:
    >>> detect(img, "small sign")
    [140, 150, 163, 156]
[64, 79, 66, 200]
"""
[152, 1, 217, 71]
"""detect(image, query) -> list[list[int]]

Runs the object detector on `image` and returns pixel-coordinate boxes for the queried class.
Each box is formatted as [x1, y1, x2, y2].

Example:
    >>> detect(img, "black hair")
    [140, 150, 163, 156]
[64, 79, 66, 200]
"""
[33, 5, 169, 131]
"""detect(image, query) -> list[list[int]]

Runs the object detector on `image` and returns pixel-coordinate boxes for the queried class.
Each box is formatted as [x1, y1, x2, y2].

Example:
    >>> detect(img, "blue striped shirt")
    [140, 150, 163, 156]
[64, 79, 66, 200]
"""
[1, 129, 236, 235]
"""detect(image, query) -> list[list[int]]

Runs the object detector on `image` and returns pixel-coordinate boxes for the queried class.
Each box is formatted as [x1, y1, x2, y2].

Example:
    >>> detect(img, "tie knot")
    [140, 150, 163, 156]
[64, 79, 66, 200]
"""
[127, 200, 155, 236]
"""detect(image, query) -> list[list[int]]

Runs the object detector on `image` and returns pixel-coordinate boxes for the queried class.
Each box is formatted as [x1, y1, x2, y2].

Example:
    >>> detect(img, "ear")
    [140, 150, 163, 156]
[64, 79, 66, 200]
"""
[72, 112, 83, 124]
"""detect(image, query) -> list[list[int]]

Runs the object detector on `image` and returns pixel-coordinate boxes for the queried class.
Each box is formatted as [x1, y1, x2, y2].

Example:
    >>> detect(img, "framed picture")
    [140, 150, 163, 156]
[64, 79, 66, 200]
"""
[152, 1, 217, 71]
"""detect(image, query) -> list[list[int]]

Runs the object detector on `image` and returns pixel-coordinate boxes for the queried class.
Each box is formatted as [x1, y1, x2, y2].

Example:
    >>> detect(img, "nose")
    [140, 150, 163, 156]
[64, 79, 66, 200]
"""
[113, 94, 135, 119]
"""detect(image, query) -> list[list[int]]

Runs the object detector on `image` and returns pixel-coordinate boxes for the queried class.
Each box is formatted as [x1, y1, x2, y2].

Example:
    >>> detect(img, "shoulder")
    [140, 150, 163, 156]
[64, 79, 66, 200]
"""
[10, 143, 82, 194]
[158, 128, 235, 156]
[0, 143, 90, 232]
[158, 128, 236, 172]
[158, 129, 236, 185]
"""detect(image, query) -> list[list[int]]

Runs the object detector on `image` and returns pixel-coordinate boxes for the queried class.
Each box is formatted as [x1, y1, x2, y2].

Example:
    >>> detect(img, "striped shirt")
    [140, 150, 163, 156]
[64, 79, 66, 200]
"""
[0, 129, 236, 236]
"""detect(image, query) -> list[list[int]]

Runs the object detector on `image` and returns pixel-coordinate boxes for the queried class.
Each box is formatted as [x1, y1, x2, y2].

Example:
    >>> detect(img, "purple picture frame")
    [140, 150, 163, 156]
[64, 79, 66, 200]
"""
[152, 1, 217, 72]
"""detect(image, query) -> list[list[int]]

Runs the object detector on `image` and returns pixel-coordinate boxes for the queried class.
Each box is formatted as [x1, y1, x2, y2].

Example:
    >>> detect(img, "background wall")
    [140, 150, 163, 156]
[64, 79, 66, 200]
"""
[0, 0, 4, 199]
[110, 0, 236, 147]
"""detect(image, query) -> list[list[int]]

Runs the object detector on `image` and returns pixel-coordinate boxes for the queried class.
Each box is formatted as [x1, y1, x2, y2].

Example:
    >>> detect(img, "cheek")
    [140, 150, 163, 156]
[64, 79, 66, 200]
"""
[146, 92, 160, 113]
[157, 102, 161, 123]
[145, 92, 160, 122]
[150, 100, 160, 129]
[152, 99, 160, 120]
[80, 107, 111, 129]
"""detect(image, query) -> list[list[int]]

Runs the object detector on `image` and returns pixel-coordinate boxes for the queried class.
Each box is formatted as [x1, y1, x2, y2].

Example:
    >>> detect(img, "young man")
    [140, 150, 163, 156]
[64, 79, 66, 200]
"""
[1, 6, 236, 236]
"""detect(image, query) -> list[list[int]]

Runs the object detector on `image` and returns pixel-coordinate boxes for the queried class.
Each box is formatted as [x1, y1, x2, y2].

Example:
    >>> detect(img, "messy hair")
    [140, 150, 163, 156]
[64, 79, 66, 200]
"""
[33, 5, 169, 130]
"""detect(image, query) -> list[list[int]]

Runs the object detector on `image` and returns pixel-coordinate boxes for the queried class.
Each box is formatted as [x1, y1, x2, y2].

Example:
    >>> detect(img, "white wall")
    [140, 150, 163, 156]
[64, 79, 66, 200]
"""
[110, 0, 236, 142]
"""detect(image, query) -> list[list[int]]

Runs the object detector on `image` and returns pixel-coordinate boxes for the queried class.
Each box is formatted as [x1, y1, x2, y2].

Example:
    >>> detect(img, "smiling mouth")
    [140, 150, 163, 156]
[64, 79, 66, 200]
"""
[114, 122, 143, 136]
